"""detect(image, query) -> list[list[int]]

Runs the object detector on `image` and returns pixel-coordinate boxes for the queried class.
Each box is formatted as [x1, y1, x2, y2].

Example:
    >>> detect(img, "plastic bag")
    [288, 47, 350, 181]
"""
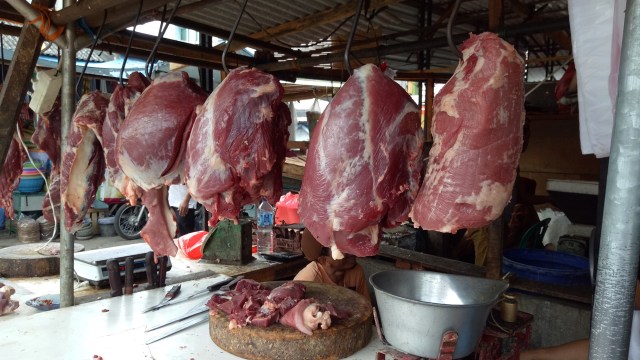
[175, 231, 208, 260]
[17, 215, 40, 243]
[275, 192, 300, 225]
[306, 98, 321, 138]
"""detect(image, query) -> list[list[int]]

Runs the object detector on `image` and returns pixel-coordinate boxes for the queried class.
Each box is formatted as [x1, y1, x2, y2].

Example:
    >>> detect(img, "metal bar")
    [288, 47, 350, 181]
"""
[51, 0, 130, 25]
[59, 0, 76, 309]
[590, 0, 640, 358]
[5, 0, 67, 49]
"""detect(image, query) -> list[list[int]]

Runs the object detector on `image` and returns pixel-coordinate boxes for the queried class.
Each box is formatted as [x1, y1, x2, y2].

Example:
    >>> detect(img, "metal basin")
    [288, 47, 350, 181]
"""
[370, 270, 508, 358]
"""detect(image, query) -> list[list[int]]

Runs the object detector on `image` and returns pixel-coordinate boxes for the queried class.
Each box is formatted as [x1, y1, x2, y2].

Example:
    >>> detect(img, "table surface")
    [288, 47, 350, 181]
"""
[0, 277, 385, 360]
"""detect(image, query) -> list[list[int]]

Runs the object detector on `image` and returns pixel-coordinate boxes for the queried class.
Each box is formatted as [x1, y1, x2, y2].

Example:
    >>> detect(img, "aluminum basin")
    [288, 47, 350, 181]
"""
[370, 270, 509, 358]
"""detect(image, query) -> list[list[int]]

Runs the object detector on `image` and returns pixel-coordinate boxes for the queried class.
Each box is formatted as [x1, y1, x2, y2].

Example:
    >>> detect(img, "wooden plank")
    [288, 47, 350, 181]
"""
[0, 1, 50, 165]
[377, 244, 486, 278]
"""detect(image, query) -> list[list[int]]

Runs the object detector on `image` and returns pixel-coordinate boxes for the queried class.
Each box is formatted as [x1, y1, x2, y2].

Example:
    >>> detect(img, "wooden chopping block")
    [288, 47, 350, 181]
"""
[0, 243, 84, 277]
[209, 281, 372, 360]
[201, 219, 253, 265]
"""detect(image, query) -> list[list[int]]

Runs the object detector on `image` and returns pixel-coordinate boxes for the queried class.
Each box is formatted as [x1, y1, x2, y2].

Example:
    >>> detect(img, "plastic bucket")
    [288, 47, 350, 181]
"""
[98, 217, 116, 237]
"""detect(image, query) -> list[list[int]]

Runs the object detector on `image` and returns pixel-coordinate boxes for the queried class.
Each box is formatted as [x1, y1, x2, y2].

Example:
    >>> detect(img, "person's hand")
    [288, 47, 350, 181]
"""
[179, 198, 189, 216]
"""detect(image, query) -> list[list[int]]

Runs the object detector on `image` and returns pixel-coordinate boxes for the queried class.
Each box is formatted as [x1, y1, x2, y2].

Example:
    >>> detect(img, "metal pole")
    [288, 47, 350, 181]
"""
[59, 0, 76, 308]
[590, 0, 640, 358]
[5, 0, 67, 49]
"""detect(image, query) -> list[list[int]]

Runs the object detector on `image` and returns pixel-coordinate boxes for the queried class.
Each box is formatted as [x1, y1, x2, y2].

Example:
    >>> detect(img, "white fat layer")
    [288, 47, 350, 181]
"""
[456, 180, 512, 220]
[331, 245, 344, 260]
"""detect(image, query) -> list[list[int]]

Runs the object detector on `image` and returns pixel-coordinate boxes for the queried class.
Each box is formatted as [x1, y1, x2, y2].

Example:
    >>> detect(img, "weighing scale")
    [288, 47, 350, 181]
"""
[74, 242, 171, 286]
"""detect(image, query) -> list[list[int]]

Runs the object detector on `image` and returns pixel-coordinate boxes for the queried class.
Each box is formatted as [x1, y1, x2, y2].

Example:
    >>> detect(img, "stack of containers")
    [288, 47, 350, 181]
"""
[18, 160, 46, 193]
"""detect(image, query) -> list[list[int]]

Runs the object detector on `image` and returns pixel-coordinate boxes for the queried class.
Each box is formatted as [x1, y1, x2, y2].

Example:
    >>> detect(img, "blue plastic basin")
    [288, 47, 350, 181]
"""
[503, 248, 591, 286]
[17, 177, 44, 193]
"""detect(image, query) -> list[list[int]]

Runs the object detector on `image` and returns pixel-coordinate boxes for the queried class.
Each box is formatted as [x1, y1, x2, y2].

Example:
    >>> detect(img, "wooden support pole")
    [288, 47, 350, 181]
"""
[488, 0, 503, 32]
[0, 0, 52, 165]
[425, 79, 434, 142]
[485, 218, 504, 280]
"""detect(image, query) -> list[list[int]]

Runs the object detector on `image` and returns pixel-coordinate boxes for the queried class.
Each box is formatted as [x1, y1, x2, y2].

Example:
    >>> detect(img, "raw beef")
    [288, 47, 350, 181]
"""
[410, 32, 525, 233]
[0, 130, 27, 219]
[117, 71, 207, 256]
[103, 72, 149, 203]
[298, 64, 423, 258]
[206, 279, 345, 334]
[185, 67, 290, 226]
[32, 100, 61, 222]
[60, 92, 110, 231]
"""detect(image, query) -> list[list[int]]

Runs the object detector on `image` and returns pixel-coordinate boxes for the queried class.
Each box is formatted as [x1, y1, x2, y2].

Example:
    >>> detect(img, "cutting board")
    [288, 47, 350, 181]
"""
[209, 281, 372, 360]
[0, 243, 84, 277]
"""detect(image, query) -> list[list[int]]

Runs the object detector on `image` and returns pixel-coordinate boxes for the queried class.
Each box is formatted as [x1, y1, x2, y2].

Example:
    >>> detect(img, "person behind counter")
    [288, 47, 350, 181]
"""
[168, 184, 198, 237]
[294, 230, 371, 303]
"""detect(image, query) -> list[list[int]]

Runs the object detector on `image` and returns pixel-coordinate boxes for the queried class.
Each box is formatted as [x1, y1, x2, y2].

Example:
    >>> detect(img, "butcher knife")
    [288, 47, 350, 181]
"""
[155, 275, 243, 309]
[142, 284, 182, 313]
[145, 313, 209, 345]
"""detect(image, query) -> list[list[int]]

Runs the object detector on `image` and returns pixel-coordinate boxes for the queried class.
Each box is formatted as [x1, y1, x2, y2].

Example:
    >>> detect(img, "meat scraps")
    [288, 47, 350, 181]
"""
[206, 279, 347, 335]
[31, 99, 61, 222]
[0, 128, 27, 220]
[185, 67, 290, 226]
[60, 91, 110, 232]
[117, 71, 207, 256]
[410, 32, 525, 233]
[298, 64, 423, 258]
[0, 283, 19, 316]
[103, 72, 149, 204]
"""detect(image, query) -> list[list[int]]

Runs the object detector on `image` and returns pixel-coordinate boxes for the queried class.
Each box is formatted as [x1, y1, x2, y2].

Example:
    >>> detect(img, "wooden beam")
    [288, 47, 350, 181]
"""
[0, 1, 50, 165]
[51, 0, 131, 25]
[488, 0, 503, 32]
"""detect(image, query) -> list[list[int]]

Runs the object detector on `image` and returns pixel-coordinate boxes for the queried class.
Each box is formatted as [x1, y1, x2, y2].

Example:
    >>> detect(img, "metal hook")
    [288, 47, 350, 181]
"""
[146, 0, 182, 79]
[344, 0, 365, 76]
[120, 0, 144, 86]
[222, 0, 249, 74]
[446, 0, 463, 60]
[0, 33, 4, 82]
[77, 10, 107, 98]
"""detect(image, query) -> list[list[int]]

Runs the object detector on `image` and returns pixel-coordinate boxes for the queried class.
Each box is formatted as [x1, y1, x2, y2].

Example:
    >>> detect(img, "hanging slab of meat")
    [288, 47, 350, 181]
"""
[208, 281, 371, 360]
[298, 64, 423, 258]
[0, 130, 27, 219]
[185, 67, 290, 226]
[410, 32, 525, 233]
[32, 100, 61, 222]
[103, 72, 149, 203]
[60, 91, 110, 231]
[117, 71, 207, 257]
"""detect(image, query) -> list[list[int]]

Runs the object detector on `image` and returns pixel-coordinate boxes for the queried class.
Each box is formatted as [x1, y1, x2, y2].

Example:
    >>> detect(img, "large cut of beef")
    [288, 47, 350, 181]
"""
[410, 32, 525, 233]
[206, 279, 346, 335]
[103, 72, 149, 204]
[31, 100, 61, 222]
[0, 129, 27, 219]
[298, 64, 423, 258]
[185, 67, 290, 226]
[60, 92, 110, 231]
[117, 71, 207, 256]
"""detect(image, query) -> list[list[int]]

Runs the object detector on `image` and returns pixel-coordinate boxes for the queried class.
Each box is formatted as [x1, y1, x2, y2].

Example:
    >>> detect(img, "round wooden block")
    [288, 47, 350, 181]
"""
[209, 281, 373, 360]
[0, 243, 85, 277]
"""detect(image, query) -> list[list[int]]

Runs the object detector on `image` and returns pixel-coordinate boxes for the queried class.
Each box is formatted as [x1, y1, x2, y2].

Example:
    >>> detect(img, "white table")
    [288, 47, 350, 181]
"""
[0, 277, 385, 359]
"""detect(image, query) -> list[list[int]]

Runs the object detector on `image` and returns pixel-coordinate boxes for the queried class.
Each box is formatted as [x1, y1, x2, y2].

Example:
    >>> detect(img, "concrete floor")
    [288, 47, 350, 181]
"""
[0, 228, 212, 316]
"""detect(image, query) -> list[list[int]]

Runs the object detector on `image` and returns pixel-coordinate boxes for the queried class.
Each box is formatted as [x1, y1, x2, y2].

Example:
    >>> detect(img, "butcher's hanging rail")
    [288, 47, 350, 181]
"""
[343, 0, 365, 75]
[120, 0, 144, 86]
[145, 0, 182, 79]
[6, 0, 67, 49]
[446, 0, 463, 60]
[222, 0, 249, 74]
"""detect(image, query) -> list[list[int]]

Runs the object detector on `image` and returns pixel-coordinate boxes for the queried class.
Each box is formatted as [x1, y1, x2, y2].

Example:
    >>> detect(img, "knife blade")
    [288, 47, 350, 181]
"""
[145, 313, 209, 345]
[144, 276, 244, 332]
[142, 284, 182, 313]
[151, 275, 237, 309]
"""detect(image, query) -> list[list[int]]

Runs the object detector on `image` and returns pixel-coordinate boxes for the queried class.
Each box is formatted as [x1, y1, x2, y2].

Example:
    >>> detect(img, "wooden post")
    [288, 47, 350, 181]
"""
[0, 0, 53, 165]
[425, 79, 434, 142]
[485, 217, 504, 280]
[488, 0, 504, 32]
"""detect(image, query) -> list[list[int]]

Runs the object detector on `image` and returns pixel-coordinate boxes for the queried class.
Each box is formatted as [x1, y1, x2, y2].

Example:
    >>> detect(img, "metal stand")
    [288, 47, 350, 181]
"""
[374, 307, 459, 360]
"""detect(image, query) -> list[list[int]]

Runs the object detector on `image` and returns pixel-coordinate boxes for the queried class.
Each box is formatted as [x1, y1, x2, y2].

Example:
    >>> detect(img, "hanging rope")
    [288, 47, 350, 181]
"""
[145, 0, 182, 79]
[76, 10, 107, 98]
[28, 4, 65, 42]
[446, 0, 463, 60]
[120, 0, 144, 86]
[222, 0, 249, 74]
[344, 0, 365, 76]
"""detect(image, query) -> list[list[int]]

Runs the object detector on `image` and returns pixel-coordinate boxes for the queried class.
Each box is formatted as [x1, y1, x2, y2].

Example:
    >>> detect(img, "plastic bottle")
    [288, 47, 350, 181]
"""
[256, 198, 275, 254]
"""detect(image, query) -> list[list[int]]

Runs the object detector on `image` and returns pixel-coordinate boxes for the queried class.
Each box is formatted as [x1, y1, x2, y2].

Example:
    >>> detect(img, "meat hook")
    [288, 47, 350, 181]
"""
[145, 0, 182, 79]
[446, 0, 463, 60]
[222, 0, 249, 74]
[120, 0, 144, 86]
[0, 33, 4, 82]
[76, 10, 107, 98]
[344, 0, 365, 76]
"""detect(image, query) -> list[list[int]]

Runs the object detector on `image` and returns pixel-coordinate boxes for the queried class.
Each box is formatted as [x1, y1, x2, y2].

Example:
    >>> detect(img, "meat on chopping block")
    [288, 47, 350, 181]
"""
[298, 64, 423, 258]
[185, 67, 290, 226]
[103, 72, 149, 204]
[0, 129, 27, 220]
[410, 32, 525, 233]
[117, 71, 207, 256]
[31, 99, 61, 222]
[60, 91, 110, 232]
